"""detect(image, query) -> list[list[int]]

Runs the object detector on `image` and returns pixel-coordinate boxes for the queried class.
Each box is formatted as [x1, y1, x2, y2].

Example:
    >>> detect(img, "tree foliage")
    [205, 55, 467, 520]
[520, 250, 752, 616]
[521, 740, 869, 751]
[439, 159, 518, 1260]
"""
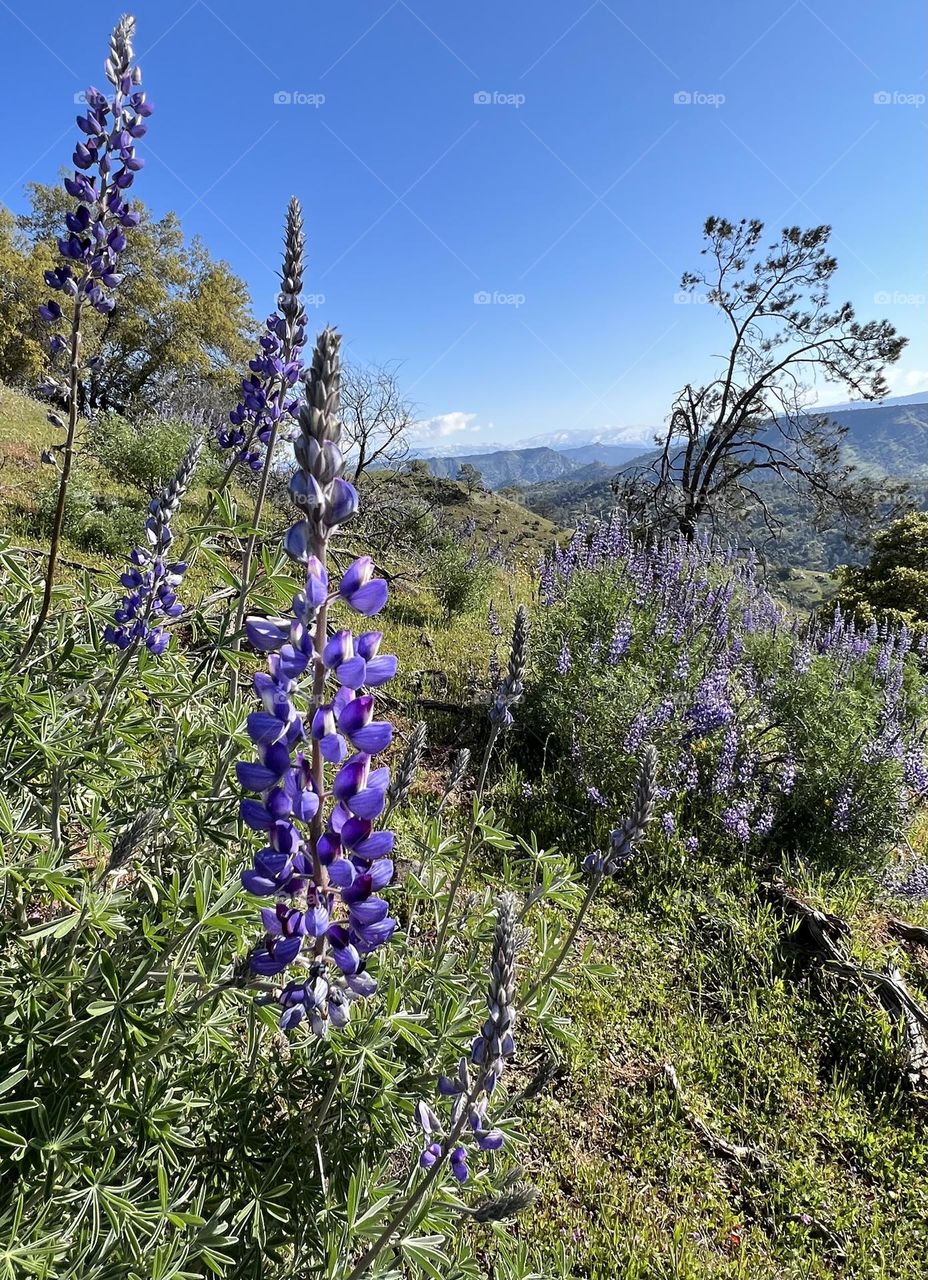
[0, 183, 256, 412]
[834, 511, 928, 634]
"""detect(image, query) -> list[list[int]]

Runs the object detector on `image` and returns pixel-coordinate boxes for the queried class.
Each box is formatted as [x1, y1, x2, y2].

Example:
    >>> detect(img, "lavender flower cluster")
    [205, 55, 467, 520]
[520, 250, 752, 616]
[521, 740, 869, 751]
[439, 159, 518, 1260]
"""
[541, 513, 927, 851]
[238, 328, 400, 1034]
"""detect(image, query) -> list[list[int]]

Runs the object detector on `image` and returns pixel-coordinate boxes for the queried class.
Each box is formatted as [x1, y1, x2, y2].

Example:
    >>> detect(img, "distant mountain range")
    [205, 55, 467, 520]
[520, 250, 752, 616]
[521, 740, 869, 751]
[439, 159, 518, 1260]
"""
[514, 395, 928, 570]
[418, 446, 580, 488]
[409, 393, 928, 491]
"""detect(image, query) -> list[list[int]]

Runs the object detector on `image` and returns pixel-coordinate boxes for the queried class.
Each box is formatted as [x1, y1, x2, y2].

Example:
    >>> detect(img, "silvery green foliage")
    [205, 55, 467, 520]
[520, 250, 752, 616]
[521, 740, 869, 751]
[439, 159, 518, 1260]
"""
[444, 747, 471, 798]
[386, 721, 426, 811]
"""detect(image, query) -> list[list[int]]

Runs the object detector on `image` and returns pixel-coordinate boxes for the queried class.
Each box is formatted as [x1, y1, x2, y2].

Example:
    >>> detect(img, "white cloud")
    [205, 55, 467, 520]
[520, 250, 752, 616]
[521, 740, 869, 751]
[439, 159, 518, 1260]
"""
[885, 367, 928, 394]
[409, 411, 480, 442]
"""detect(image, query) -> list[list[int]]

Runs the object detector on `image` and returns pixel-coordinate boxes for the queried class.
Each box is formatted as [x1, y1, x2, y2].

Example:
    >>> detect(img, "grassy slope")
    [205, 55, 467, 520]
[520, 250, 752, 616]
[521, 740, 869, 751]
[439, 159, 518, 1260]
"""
[3, 384, 928, 1278]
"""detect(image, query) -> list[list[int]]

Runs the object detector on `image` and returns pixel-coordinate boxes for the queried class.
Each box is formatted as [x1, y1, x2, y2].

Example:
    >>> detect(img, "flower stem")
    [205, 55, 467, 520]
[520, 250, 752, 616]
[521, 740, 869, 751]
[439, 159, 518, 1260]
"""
[522, 873, 601, 1005]
[18, 303, 84, 664]
[228, 419, 283, 702]
[89, 638, 140, 738]
[431, 722, 500, 971]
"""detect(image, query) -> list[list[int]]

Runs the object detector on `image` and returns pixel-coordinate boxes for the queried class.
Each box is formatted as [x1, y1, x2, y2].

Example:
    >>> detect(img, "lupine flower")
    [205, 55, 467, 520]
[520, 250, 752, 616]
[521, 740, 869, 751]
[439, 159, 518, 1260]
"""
[489, 606, 528, 729]
[584, 746, 657, 875]
[218, 198, 307, 471]
[416, 893, 518, 1182]
[721, 801, 752, 845]
[104, 435, 202, 654]
[238, 328, 398, 1034]
[40, 16, 147, 353]
[556, 639, 572, 675]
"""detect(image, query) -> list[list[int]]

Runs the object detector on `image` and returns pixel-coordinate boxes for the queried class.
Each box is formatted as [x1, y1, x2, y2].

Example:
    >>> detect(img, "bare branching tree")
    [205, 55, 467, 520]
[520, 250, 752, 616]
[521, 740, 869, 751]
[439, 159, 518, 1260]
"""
[620, 217, 908, 540]
[340, 360, 416, 482]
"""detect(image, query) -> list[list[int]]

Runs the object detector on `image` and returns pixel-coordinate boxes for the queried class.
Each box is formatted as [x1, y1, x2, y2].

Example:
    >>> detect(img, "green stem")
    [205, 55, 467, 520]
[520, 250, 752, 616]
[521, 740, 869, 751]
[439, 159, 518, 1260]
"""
[228, 420, 282, 702]
[522, 873, 601, 1006]
[19, 301, 84, 664]
[431, 723, 500, 971]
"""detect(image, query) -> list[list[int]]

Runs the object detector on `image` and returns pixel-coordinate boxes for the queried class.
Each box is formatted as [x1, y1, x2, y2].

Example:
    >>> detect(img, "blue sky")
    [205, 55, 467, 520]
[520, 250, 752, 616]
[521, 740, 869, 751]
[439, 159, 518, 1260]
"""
[1, 0, 925, 448]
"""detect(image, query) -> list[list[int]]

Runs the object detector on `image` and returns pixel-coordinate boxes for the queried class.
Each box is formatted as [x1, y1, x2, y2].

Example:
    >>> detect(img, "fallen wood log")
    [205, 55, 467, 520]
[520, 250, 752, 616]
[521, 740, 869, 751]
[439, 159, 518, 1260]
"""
[662, 1062, 769, 1169]
[888, 918, 928, 948]
[764, 882, 928, 1092]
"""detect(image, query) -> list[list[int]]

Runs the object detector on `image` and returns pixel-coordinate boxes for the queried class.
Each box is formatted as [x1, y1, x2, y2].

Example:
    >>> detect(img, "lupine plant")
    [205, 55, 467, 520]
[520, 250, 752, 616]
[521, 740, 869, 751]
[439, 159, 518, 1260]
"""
[104, 433, 202, 656]
[235, 327, 403, 1032]
[529, 512, 926, 869]
[226, 199, 308, 693]
[216, 197, 306, 476]
[20, 14, 149, 661]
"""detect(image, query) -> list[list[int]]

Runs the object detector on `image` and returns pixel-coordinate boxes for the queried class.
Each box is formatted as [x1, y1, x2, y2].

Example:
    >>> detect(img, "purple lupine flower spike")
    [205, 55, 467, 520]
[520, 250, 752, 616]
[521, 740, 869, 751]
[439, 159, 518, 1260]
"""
[239, 327, 398, 1034]
[489, 606, 528, 729]
[39, 15, 147, 351]
[19, 16, 150, 661]
[104, 434, 202, 654]
[218, 198, 307, 472]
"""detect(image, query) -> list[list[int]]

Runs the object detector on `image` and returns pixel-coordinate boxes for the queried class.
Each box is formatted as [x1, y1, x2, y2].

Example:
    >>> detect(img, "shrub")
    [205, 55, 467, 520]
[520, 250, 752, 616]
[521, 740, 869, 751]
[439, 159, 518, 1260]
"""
[88, 411, 224, 497]
[428, 534, 493, 618]
[30, 473, 142, 556]
[522, 515, 925, 872]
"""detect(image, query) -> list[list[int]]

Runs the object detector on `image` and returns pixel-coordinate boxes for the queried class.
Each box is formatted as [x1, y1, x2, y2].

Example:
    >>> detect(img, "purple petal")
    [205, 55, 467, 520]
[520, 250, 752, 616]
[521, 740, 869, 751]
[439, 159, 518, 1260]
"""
[336, 656, 367, 690]
[346, 579, 389, 617]
[339, 557, 373, 598]
[352, 831, 395, 860]
[248, 712, 286, 746]
[348, 786, 386, 821]
[365, 656, 398, 687]
[240, 799, 273, 829]
[246, 618, 289, 652]
[350, 722, 393, 754]
[356, 632, 383, 660]
[338, 695, 374, 736]
[236, 762, 280, 792]
[349, 896, 389, 926]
